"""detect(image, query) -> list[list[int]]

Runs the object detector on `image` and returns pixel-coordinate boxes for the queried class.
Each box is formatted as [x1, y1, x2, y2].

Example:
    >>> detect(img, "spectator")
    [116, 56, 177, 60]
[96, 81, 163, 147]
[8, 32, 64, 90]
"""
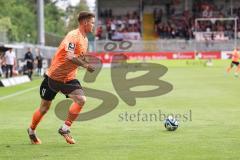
[3, 48, 16, 78]
[24, 48, 34, 80]
[96, 26, 103, 40]
[35, 48, 43, 76]
[202, 5, 213, 18]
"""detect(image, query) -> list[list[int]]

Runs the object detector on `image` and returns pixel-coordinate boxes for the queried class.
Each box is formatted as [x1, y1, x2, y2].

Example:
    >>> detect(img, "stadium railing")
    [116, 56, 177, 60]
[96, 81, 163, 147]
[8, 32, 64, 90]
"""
[3, 40, 237, 59]
[95, 40, 237, 52]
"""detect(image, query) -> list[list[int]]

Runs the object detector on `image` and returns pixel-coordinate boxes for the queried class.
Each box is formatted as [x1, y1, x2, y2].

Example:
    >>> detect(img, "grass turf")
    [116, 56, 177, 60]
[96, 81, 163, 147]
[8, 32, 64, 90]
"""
[0, 60, 239, 160]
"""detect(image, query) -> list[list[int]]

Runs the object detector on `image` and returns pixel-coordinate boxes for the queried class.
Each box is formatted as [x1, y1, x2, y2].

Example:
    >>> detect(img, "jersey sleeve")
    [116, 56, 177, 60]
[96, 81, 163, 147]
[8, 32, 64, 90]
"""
[64, 34, 78, 54]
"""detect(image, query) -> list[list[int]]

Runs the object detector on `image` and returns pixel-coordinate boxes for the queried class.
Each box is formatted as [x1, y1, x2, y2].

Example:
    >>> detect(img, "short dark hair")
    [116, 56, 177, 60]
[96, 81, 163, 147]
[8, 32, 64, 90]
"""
[78, 11, 95, 22]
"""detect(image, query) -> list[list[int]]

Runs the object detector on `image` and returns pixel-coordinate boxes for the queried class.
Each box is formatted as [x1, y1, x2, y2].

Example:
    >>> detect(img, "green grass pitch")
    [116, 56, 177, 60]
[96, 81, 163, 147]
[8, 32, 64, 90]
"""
[0, 60, 240, 160]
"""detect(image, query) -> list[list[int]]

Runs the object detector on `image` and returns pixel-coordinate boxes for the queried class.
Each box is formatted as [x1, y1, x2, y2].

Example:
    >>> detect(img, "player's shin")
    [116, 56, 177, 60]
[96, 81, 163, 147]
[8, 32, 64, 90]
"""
[30, 108, 45, 131]
[63, 102, 82, 131]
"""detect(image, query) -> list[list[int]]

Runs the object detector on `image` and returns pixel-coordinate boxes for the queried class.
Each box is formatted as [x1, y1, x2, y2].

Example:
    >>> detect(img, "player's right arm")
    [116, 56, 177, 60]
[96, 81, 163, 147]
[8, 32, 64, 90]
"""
[67, 54, 95, 72]
[64, 34, 95, 73]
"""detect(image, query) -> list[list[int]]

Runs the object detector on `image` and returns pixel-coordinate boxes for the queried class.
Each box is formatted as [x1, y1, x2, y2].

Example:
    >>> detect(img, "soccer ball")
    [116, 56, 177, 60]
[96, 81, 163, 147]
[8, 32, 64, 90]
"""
[164, 116, 179, 131]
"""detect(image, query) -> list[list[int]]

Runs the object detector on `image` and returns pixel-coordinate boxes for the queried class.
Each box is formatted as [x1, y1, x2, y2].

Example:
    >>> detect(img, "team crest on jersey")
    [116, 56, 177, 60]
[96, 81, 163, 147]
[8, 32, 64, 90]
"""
[68, 42, 75, 51]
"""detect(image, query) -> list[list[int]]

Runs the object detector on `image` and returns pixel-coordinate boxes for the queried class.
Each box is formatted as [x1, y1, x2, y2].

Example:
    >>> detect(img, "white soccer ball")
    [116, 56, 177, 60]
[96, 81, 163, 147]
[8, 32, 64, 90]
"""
[164, 116, 179, 131]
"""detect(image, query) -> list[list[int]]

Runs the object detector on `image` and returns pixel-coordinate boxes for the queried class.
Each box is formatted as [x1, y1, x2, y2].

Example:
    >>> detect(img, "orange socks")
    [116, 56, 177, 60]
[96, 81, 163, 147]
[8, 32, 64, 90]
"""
[30, 108, 44, 130]
[30, 103, 82, 131]
[65, 102, 82, 127]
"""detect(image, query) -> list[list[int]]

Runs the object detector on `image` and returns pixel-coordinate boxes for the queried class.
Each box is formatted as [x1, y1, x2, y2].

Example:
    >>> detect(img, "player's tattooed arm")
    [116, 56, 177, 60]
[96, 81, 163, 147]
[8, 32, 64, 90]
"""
[67, 53, 95, 73]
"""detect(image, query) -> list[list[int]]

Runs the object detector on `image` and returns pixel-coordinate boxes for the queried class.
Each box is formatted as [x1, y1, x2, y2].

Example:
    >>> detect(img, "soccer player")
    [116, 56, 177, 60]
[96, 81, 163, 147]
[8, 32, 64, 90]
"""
[226, 48, 240, 76]
[27, 11, 95, 144]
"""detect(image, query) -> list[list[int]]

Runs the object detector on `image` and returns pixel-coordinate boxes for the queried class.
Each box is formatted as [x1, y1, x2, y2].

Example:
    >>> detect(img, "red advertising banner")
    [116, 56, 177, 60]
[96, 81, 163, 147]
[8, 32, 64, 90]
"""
[90, 51, 221, 63]
[198, 51, 221, 59]
[174, 52, 195, 59]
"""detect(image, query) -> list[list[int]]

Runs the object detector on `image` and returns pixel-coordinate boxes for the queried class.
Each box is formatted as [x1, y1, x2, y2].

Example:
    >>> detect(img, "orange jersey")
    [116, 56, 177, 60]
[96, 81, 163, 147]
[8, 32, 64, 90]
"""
[232, 50, 239, 62]
[47, 29, 88, 83]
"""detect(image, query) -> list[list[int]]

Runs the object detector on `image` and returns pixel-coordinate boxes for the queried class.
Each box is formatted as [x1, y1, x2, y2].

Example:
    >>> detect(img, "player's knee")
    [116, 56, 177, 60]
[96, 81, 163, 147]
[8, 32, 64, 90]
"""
[75, 95, 86, 106]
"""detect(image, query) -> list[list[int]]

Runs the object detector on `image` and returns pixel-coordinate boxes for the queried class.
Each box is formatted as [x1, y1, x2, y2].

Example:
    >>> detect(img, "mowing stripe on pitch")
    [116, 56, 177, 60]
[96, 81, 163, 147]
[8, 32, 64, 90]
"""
[0, 86, 38, 101]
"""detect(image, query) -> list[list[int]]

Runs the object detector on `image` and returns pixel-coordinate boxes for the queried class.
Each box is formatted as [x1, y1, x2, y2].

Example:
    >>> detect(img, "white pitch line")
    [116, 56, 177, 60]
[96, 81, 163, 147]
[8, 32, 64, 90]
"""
[0, 86, 38, 101]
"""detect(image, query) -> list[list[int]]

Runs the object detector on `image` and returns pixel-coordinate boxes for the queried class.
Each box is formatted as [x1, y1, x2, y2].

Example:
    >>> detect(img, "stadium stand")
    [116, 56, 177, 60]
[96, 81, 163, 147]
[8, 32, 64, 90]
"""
[96, 0, 240, 41]
[151, 0, 240, 40]
[97, 0, 142, 41]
